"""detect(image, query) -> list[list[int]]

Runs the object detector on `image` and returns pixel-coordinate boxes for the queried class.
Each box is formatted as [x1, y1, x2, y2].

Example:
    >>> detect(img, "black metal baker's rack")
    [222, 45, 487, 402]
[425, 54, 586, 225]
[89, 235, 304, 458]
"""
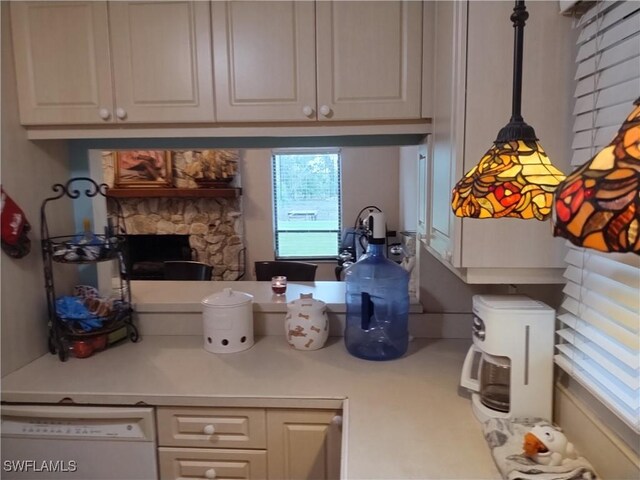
[41, 177, 139, 361]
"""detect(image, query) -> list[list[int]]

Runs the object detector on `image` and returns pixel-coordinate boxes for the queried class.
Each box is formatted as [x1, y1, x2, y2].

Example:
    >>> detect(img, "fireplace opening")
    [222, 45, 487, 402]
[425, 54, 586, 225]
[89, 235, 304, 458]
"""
[124, 234, 193, 280]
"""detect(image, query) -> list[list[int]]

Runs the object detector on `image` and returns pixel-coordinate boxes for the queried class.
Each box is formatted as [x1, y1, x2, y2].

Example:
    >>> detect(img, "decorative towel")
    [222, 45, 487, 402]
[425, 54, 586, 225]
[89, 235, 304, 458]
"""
[483, 417, 598, 480]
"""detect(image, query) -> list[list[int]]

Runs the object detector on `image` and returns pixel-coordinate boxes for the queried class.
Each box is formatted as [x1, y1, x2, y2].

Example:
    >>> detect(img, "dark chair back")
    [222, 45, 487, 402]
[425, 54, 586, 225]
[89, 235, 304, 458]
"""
[254, 261, 318, 281]
[163, 261, 213, 281]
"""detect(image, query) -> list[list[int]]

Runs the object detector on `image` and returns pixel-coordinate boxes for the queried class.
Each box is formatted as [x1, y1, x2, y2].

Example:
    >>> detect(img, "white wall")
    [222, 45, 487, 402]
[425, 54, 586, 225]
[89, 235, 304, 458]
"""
[1, 4, 75, 376]
[242, 146, 400, 280]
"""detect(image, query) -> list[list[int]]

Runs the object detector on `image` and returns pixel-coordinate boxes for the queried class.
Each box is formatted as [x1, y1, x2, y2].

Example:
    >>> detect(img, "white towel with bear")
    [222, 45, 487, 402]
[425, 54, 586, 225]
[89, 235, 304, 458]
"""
[482, 417, 598, 480]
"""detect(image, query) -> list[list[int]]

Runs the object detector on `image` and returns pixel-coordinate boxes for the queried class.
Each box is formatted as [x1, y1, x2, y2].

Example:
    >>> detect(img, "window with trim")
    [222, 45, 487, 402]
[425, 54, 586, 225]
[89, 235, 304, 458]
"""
[272, 151, 341, 259]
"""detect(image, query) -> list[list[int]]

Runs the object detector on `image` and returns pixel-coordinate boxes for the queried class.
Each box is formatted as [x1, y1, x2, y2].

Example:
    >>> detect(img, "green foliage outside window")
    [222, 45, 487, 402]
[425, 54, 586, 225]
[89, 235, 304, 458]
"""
[272, 152, 341, 259]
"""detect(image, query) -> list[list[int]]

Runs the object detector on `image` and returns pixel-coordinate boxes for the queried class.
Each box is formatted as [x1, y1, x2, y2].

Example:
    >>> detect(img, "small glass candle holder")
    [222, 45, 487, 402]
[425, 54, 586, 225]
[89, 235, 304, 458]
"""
[271, 276, 287, 295]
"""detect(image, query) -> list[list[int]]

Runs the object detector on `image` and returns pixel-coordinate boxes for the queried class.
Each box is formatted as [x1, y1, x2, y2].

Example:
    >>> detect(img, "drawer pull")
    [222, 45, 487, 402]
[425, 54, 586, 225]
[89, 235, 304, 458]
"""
[204, 468, 217, 479]
[203, 424, 216, 435]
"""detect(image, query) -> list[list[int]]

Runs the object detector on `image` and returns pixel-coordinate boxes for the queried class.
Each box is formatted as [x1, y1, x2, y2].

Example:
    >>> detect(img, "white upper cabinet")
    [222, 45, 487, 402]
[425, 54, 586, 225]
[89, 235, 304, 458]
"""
[10, 1, 426, 128]
[426, 0, 464, 267]
[11, 1, 214, 125]
[212, 2, 317, 122]
[10, 2, 114, 125]
[425, 0, 574, 284]
[316, 1, 423, 121]
[108, 1, 214, 123]
[214, 0, 424, 122]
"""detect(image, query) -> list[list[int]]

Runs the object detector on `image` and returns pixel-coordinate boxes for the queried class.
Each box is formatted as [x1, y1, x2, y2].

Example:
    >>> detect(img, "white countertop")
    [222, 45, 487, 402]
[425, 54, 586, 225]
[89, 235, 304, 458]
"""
[131, 280, 423, 314]
[1, 336, 499, 479]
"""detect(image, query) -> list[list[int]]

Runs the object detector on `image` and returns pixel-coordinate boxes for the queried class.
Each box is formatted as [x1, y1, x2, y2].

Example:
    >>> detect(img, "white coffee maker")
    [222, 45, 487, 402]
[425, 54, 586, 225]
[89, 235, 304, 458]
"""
[460, 295, 555, 422]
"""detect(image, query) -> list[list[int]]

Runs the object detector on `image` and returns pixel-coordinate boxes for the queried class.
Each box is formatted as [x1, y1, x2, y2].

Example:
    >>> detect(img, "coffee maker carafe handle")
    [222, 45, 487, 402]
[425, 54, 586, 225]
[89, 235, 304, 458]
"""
[460, 345, 481, 392]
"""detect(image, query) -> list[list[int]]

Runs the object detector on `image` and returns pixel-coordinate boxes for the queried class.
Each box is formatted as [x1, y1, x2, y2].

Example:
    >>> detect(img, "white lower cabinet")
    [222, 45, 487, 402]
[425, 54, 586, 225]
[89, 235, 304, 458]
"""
[157, 407, 341, 480]
[267, 409, 342, 480]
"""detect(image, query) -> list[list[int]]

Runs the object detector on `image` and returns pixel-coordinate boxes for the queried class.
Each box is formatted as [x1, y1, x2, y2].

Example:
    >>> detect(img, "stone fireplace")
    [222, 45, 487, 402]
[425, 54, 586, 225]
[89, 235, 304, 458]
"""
[103, 151, 245, 281]
[116, 197, 245, 281]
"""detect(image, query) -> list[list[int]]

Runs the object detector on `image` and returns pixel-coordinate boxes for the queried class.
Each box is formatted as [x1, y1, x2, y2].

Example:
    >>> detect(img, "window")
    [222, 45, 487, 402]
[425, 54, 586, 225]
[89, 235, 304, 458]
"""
[272, 151, 341, 259]
[554, 1, 640, 433]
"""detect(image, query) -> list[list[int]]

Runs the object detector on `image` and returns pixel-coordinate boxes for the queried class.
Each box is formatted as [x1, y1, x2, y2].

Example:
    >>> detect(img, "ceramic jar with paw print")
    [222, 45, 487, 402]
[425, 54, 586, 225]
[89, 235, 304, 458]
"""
[285, 293, 329, 350]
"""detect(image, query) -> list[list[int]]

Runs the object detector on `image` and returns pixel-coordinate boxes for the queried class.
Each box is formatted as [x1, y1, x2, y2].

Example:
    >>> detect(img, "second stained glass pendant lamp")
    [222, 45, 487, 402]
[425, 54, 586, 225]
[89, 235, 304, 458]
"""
[553, 99, 640, 254]
[451, 1, 566, 220]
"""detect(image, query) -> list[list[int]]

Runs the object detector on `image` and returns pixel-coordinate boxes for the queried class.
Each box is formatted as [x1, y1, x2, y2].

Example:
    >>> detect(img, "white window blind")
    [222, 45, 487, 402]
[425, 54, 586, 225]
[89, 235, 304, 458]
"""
[271, 151, 342, 260]
[554, 0, 640, 433]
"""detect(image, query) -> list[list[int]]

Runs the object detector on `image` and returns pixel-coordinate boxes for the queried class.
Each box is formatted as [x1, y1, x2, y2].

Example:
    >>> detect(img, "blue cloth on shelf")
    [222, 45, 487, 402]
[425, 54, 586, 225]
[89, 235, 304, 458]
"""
[55, 296, 103, 331]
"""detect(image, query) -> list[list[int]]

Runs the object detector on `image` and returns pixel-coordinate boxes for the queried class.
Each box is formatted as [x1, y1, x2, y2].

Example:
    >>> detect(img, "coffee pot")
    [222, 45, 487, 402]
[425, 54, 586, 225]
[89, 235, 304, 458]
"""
[460, 295, 555, 422]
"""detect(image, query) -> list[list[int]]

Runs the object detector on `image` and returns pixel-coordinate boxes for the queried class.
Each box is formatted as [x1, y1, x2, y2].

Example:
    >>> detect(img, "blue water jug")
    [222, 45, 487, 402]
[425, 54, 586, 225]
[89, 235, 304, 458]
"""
[344, 241, 409, 361]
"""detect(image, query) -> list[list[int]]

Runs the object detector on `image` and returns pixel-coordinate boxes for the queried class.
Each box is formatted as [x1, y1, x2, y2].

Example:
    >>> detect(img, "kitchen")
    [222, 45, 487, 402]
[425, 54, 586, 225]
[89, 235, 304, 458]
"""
[1, 1, 639, 479]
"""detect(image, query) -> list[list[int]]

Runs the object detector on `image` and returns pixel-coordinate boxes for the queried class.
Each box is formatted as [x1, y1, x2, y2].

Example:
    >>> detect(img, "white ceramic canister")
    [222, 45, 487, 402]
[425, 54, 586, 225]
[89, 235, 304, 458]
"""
[285, 293, 329, 350]
[202, 288, 254, 353]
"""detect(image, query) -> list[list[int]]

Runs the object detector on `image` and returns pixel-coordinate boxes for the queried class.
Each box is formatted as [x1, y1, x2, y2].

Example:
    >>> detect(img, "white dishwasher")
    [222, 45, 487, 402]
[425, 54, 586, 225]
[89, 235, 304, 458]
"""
[1, 405, 158, 480]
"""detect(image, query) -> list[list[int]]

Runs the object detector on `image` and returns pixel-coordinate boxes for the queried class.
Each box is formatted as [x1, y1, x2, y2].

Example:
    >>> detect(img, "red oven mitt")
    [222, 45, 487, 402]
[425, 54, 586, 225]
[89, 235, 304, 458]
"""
[1, 187, 32, 258]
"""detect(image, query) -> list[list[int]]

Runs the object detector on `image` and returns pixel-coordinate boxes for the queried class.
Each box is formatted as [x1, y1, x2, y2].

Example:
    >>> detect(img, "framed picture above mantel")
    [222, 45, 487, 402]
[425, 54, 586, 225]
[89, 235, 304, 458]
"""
[114, 150, 172, 188]
[105, 149, 240, 190]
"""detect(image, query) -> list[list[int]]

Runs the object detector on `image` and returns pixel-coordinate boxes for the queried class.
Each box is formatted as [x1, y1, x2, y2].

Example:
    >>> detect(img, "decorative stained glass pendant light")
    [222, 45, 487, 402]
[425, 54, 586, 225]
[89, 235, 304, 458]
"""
[451, 1, 566, 220]
[553, 98, 640, 254]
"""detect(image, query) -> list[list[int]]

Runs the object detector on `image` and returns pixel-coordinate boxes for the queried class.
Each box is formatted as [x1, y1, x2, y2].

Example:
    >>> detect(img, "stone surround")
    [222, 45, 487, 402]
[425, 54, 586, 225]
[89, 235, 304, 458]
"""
[103, 151, 245, 281]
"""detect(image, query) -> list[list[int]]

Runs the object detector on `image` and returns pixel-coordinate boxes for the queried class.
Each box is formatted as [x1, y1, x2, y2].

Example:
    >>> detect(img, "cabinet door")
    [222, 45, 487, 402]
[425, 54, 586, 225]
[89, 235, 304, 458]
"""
[158, 447, 267, 480]
[416, 145, 428, 242]
[267, 409, 341, 480]
[108, 1, 214, 123]
[212, 2, 317, 122]
[10, 1, 114, 125]
[421, 0, 434, 118]
[427, 0, 466, 267]
[315, 1, 422, 121]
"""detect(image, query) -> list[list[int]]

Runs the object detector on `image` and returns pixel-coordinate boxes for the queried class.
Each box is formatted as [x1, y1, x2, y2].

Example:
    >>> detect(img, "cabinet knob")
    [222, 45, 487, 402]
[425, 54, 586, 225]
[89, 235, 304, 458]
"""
[331, 415, 343, 427]
[203, 424, 215, 435]
[302, 105, 314, 117]
[444, 250, 452, 261]
[115, 107, 127, 120]
[319, 104, 332, 117]
[204, 468, 217, 479]
[98, 108, 111, 120]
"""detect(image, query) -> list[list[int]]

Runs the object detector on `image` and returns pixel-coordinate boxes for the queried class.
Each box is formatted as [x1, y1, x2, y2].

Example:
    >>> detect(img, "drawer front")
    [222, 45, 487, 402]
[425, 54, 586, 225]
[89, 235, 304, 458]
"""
[157, 407, 266, 448]
[158, 447, 267, 480]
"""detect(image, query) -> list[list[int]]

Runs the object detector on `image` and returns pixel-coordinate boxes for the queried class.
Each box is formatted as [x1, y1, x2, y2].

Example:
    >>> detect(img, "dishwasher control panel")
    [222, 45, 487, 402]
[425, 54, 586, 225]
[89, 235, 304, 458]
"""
[0, 406, 155, 441]
[1, 418, 145, 439]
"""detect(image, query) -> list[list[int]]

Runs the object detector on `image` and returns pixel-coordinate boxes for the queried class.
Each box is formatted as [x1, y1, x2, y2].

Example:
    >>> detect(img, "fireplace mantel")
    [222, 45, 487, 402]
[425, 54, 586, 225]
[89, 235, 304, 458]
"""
[106, 187, 242, 199]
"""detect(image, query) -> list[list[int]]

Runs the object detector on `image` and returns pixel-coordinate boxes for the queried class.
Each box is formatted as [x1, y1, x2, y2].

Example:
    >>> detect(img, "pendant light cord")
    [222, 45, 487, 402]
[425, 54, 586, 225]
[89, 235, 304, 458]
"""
[510, 0, 528, 123]
[495, 0, 537, 143]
